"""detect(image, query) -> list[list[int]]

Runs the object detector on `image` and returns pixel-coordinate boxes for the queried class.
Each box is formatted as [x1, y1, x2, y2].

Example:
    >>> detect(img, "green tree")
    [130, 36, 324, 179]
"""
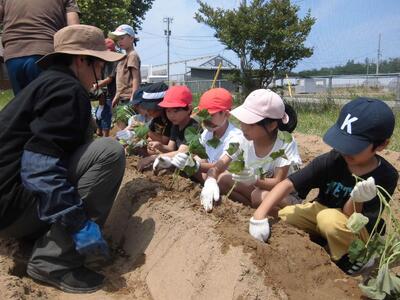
[195, 0, 315, 95]
[78, 0, 154, 35]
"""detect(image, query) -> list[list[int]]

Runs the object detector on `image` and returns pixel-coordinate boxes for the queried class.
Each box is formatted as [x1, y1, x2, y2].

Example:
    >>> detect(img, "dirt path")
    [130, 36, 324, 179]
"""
[0, 132, 399, 300]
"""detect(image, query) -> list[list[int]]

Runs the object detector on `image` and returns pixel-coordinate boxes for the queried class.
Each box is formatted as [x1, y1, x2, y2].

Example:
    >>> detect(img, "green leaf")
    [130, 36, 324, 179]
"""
[365, 235, 385, 261]
[196, 109, 212, 122]
[278, 131, 293, 144]
[115, 105, 134, 124]
[348, 239, 367, 263]
[133, 125, 149, 140]
[346, 213, 369, 234]
[206, 136, 221, 148]
[228, 159, 245, 174]
[184, 126, 200, 144]
[226, 142, 240, 156]
[182, 165, 198, 177]
[189, 139, 208, 159]
[359, 279, 386, 300]
[270, 149, 286, 160]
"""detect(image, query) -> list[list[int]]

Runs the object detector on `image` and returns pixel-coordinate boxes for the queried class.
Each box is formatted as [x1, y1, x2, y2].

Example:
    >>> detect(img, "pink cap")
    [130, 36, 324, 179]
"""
[230, 89, 289, 124]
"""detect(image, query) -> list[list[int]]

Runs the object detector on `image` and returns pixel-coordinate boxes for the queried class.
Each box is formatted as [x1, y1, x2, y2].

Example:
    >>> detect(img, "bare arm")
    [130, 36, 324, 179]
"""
[253, 179, 295, 219]
[147, 131, 170, 145]
[206, 154, 232, 179]
[156, 140, 176, 153]
[130, 68, 140, 100]
[96, 76, 113, 89]
[254, 165, 290, 191]
[198, 161, 216, 173]
[342, 199, 363, 217]
[66, 11, 79, 25]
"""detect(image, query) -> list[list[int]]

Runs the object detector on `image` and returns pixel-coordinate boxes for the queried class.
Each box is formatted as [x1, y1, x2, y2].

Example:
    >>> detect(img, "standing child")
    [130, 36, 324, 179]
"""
[200, 89, 301, 212]
[249, 98, 398, 275]
[108, 24, 141, 107]
[94, 38, 118, 137]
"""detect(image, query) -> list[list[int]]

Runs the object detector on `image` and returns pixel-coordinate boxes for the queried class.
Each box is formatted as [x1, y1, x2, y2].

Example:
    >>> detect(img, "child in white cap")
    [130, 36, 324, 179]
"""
[109, 24, 141, 107]
[200, 89, 302, 212]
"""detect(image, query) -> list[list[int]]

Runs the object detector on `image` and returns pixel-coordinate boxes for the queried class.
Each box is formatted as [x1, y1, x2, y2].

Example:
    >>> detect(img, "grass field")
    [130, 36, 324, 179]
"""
[293, 101, 400, 152]
[1, 89, 400, 151]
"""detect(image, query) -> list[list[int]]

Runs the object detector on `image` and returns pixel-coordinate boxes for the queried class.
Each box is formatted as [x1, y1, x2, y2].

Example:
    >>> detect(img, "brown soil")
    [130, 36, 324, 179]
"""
[0, 132, 399, 300]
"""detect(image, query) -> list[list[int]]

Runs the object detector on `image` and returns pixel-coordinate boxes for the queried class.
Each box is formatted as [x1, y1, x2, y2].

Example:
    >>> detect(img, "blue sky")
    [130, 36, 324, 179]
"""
[135, 0, 400, 74]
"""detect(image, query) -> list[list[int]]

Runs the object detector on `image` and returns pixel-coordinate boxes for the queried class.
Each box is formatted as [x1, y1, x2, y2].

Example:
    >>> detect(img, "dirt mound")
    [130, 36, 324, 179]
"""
[0, 133, 399, 299]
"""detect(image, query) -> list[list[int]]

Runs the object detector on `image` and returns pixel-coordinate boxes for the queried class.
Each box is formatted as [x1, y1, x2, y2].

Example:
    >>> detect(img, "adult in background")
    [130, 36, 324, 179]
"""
[0, 0, 80, 95]
[0, 25, 125, 293]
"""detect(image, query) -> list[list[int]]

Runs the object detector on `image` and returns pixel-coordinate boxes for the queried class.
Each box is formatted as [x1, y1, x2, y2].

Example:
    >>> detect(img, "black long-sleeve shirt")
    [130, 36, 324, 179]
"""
[0, 66, 91, 231]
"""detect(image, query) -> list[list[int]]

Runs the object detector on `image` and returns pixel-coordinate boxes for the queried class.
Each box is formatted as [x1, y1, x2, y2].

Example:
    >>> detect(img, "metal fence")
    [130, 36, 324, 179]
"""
[170, 74, 400, 106]
[169, 79, 236, 95]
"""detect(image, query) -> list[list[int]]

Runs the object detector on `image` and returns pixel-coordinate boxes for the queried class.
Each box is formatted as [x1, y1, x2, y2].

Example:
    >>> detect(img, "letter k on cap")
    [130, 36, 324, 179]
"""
[340, 113, 358, 134]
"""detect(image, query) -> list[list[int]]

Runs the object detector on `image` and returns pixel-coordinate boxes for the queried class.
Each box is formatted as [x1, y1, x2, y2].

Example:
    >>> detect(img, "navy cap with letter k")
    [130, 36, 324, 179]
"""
[323, 97, 395, 155]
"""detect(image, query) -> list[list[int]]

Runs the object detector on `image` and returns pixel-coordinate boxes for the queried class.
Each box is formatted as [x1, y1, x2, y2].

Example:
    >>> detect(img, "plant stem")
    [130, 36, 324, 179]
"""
[225, 181, 238, 200]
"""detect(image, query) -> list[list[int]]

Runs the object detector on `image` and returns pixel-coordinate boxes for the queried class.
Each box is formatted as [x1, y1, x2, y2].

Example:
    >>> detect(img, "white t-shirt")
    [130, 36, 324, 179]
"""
[241, 136, 302, 177]
[199, 122, 244, 163]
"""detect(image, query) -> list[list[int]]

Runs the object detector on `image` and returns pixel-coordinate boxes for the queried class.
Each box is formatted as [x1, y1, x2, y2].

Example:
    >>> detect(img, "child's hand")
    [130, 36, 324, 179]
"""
[232, 168, 258, 186]
[171, 153, 200, 171]
[350, 177, 377, 203]
[249, 217, 270, 242]
[153, 156, 172, 171]
[200, 178, 220, 212]
[148, 141, 162, 152]
[112, 98, 119, 108]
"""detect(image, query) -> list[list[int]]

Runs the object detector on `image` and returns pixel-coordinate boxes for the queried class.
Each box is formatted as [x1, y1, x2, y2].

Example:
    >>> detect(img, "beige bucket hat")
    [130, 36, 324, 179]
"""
[37, 24, 125, 69]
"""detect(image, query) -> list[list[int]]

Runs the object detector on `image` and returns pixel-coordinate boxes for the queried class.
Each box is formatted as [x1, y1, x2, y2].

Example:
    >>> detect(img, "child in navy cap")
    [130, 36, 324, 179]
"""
[249, 97, 398, 276]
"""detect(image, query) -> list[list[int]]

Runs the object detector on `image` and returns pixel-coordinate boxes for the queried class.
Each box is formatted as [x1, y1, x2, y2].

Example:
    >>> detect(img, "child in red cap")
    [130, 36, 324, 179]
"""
[200, 89, 302, 212]
[137, 85, 200, 171]
[153, 88, 243, 181]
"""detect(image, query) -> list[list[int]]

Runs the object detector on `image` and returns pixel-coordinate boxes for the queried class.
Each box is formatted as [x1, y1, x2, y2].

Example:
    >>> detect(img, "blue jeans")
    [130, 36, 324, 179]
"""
[5, 55, 43, 95]
[95, 100, 112, 130]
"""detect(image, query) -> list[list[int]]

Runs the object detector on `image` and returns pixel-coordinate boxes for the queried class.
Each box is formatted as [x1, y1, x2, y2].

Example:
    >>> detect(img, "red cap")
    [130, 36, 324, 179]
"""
[158, 85, 193, 108]
[198, 88, 233, 114]
[104, 38, 116, 52]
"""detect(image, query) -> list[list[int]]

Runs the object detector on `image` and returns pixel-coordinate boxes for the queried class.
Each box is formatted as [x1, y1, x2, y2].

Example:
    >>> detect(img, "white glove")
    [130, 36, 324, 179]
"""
[171, 153, 190, 170]
[232, 168, 259, 186]
[200, 178, 220, 212]
[152, 156, 172, 171]
[171, 153, 200, 171]
[350, 177, 377, 203]
[96, 105, 104, 120]
[116, 129, 134, 141]
[249, 217, 270, 242]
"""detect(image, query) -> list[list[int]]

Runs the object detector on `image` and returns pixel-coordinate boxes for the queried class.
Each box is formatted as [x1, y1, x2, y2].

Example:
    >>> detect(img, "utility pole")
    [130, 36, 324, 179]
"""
[376, 33, 381, 75]
[239, 0, 246, 92]
[163, 17, 173, 83]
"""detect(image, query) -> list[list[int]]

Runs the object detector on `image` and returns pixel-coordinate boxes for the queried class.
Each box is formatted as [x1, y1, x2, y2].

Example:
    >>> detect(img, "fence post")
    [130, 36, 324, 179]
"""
[327, 76, 333, 102]
[396, 75, 400, 111]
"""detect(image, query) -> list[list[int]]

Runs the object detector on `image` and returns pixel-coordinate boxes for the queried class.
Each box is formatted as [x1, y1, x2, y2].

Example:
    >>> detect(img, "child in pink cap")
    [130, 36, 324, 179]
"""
[200, 89, 302, 212]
